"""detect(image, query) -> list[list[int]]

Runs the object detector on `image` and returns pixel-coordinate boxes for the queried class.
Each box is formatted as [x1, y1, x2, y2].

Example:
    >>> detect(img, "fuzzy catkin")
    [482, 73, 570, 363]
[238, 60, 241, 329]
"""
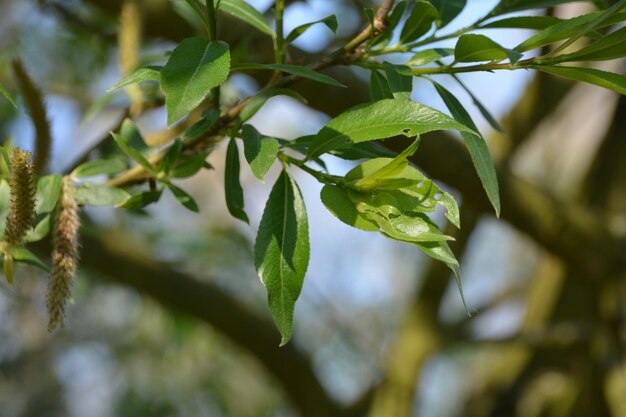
[47, 177, 80, 332]
[5, 148, 36, 246]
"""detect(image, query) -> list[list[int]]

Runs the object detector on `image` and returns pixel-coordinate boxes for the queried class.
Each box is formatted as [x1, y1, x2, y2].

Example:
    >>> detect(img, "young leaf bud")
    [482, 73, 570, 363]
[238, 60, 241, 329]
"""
[47, 177, 80, 332]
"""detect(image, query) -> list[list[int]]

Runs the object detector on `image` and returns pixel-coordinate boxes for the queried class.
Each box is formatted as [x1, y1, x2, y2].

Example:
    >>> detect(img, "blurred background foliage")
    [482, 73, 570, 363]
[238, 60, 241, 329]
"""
[0, 1, 625, 417]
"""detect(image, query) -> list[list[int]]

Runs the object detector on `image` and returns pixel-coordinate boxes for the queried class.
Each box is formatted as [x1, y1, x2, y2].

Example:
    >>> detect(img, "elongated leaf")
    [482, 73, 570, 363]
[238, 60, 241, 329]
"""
[383, 62, 413, 100]
[400, 1, 438, 43]
[241, 125, 279, 182]
[254, 170, 309, 346]
[25, 213, 51, 243]
[0, 82, 17, 109]
[370, 70, 393, 101]
[220, 0, 275, 37]
[455, 34, 522, 63]
[167, 183, 199, 212]
[557, 26, 626, 62]
[160, 139, 184, 176]
[531, 65, 626, 95]
[515, 12, 602, 52]
[428, 0, 466, 27]
[71, 159, 127, 178]
[184, 108, 220, 139]
[8, 246, 48, 271]
[481, 15, 562, 30]
[74, 183, 130, 206]
[119, 189, 163, 209]
[286, 15, 338, 43]
[239, 88, 307, 123]
[490, 0, 594, 16]
[161, 38, 230, 124]
[353, 138, 420, 191]
[321, 184, 379, 231]
[111, 131, 156, 175]
[35, 174, 63, 213]
[170, 152, 210, 178]
[330, 142, 397, 160]
[224, 139, 249, 223]
[449, 73, 505, 133]
[107, 67, 161, 92]
[307, 99, 476, 159]
[405, 48, 454, 66]
[235, 63, 346, 88]
[431, 81, 500, 216]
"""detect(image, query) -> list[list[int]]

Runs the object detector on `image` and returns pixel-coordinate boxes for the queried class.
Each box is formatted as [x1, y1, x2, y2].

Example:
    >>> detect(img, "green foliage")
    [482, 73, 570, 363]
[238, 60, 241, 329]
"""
[2, 0, 626, 345]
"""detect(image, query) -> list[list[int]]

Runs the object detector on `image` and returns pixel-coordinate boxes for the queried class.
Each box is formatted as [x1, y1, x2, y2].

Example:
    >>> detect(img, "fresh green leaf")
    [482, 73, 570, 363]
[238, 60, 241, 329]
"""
[241, 125, 279, 182]
[120, 118, 150, 152]
[35, 174, 63, 213]
[235, 63, 346, 88]
[531, 65, 626, 95]
[112, 131, 156, 175]
[71, 159, 127, 178]
[286, 15, 338, 43]
[184, 109, 220, 139]
[170, 152, 211, 178]
[254, 170, 309, 346]
[161, 38, 231, 124]
[449, 73, 506, 133]
[480, 15, 562, 30]
[455, 34, 522, 63]
[239, 88, 307, 123]
[224, 139, 249, 223]
[0, 82, 17, 109]
[219, 0, 275, 37]
[329, 142, 398, 160]
[320, 184, 379, 231]
[400, 1, 438, 43]
[514, 12, 603, 52]
[556, 26, 626, 62]
[74, 183, 131, 206]
[307, 99, 476, 159]
[167, 183, 199, 212]
[490, 0, 594, 16]
[431, 80, 500, 215]
[383, 62, 414, 100]
[428, 0, 466, 27]
[119, 189, 163, 209]
[106, 67, 161, 92]
[370, 70, 394, 101]
[405, 48, 454, 66]
[7, 246, 48, 271]
[25, 213, 51, 243]
[160, 139, 184, 175]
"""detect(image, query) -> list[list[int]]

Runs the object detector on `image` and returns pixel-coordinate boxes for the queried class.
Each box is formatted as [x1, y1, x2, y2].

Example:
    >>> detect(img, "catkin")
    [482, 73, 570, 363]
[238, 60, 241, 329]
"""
[5, 148, 36, 246]
[47, 177, 80, 332]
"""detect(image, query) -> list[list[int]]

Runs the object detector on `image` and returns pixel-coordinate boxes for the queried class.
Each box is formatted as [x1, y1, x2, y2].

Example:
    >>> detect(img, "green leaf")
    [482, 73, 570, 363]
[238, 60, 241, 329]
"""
[0, 82, 17, 109]
[556, 26, 626, 62]
[74, 183, 131, 206]
[235, 63, 346, 88]
[239, 88, 307, 123]
[480, 15, 562, 30]
[531, 65, 626, 95]
[35, 174, 63, 213]
[307, 99, 476, 159]
[286, 15, 338, 43]
[25, 213, 52, 243]
[71, 159, 127, 178]
[320, 184, 379, 231]
[383, 62, 413, 100]
[449, 73, 506, 133]
[119, 189, 163, 209]
[370, 70, 394, 101]
[224, 139, 249, 223]
[514, 12, 603, 52]
[161, 38, 231, 124]
[254, 170, 309, 346]
[359, 209, 453, 243]
[241, 125, 279, 182]
[106, 67, 161, 92]
[159, 139, 184, 175]
[490, 0, 594, 16]
[8, 246, 48, 271]
[170, 152, 211, 178]
[167, 183, 199, 212]
[112, 131, 156, 175]
[219, 0, 275, 37]
[428, 0, 466, 27]
[183, 108, 220, 139]
[329, 142, 398, 160]
[405, 48, 454, 66]
[120, 118, 149, 152]
[455, 34, 522, 63]
[400, 1, 438, 43]
[431, 80, 500, 216]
